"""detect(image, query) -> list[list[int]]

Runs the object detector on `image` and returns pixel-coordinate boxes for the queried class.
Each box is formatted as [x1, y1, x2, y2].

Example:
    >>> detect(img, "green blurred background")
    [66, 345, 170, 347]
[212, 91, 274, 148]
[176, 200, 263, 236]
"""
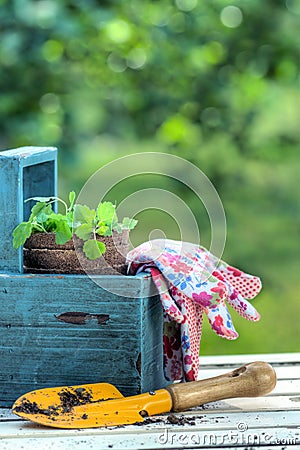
[1, 0, 299, 355]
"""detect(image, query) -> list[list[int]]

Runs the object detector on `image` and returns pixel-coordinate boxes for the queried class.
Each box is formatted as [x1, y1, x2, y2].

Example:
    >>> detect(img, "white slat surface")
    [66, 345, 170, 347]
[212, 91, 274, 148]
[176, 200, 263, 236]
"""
[198, 365, 300, 380]
[0, 353, 299, 449]
[199, 352, 300, 366]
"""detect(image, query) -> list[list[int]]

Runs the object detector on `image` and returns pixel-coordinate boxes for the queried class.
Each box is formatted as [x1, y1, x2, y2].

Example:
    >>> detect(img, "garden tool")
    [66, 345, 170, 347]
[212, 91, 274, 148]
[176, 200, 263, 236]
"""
[13, 361, 276, 429]
[127, 239, 262, 381]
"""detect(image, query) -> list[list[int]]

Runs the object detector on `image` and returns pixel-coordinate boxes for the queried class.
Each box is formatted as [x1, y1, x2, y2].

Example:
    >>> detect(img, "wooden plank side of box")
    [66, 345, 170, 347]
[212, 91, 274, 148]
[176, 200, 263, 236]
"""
[0, 147, 57, 273]
[0, 273, 167, 406]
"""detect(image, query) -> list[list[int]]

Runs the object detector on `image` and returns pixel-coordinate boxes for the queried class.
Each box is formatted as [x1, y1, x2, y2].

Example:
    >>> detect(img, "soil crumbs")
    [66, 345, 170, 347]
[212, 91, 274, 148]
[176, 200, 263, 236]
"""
[14, 399, 59, 418]
[58, 387, 93, 413]
[14, 387, 94, 419]
[166, 413, 196, 425]
[134, 414, 197, 427]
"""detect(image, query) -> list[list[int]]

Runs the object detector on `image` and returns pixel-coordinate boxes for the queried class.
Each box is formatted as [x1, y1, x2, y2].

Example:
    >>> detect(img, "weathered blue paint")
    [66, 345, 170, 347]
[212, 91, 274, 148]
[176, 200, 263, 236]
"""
[0, 273, 167, 406]
[0, 147, 57, 273]
[0, 147, 167, 407]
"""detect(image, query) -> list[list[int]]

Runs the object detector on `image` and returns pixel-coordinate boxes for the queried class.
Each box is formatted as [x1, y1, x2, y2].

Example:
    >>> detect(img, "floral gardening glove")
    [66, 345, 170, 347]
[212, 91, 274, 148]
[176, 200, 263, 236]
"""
[127, 240, 262, 382]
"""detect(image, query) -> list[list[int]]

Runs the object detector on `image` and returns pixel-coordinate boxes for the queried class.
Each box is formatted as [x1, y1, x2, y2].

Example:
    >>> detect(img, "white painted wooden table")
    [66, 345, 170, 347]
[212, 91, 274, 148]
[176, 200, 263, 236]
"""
[0, 353, 299, 449]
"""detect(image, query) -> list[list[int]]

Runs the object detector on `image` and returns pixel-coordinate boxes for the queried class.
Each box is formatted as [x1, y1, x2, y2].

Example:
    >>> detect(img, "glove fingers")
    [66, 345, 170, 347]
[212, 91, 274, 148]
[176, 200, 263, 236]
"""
[227, 286, 260, 321]
[149, 268, 185, 323]
[190, 279, 237, 339]
[204, 301, 238, 340]
[219, 265, 262, 299]
[209, 268, 261, 321]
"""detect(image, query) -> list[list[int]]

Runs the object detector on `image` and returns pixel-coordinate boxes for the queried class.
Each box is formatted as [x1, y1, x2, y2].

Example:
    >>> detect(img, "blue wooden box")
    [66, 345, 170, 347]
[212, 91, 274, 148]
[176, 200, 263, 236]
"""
[0, 147, 167, 407]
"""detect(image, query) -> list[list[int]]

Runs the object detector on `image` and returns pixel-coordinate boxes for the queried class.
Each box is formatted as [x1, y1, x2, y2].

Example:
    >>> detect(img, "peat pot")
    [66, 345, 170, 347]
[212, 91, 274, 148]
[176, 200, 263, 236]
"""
[23, 230, 129, 275]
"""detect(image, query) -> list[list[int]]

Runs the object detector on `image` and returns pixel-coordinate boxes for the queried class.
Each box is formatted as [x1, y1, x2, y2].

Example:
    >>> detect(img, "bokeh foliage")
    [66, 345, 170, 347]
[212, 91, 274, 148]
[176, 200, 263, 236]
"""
[1, 0, 299, 355]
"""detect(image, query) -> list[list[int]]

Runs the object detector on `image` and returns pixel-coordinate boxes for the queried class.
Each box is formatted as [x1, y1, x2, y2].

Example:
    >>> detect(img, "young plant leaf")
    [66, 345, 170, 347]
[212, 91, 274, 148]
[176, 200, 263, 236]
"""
[13, 191, 137, 261]
[55, 219, 72, 245]
[122, 217, 138, 230]
[96, 225, 109, 235]
[68, 191, 76, 211]
[25, 196, 56, 204]
[73, 204, 95, 225]
[35, 204, 53, 224]
[29, 202, 47, 221]
[44, 218, 57, 232]
[75, 223, 93, 240]
[45, 213, 69, 233]
[66, 211, 74, 228]
[12, 222, 33, 248]
[83, 239, 106, 260]
[96, 202, 116, 224]
[97, 240, 106, 254]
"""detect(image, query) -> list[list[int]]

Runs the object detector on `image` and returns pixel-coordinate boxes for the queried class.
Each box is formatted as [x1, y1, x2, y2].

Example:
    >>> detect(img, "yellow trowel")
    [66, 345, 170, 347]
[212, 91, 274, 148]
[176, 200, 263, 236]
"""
[13, 361, 276, 429]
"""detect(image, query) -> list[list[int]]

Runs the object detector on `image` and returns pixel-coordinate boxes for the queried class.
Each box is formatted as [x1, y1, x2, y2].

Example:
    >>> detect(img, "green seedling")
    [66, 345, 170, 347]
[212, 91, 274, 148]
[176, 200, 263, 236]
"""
[12, 192, 138, 260]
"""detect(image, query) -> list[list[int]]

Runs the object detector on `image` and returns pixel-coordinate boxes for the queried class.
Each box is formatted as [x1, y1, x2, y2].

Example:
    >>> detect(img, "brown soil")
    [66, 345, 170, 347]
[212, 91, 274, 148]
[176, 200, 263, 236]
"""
[14, 399, 59, 417]
[23, 231, 129, 275]
[14, 387, 116, 421]
[58, 387, 93, 413]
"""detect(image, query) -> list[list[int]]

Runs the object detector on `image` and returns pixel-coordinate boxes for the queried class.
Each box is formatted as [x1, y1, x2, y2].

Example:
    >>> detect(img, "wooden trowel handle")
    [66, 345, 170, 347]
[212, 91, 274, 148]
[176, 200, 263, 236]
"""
[166, 361, 276, 412]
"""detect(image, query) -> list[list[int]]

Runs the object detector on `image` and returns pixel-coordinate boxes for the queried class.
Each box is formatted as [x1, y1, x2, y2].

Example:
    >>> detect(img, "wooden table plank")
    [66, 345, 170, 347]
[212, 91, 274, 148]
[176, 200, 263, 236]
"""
[198, 365, 300, 380]
[1, 410, 300, 435]
[218, 395, 300, 411]
[199, 352, 300, 366]
[267, 378, 300, 396]
[0, 353, 299, 449]
[0, 411, 299, 449]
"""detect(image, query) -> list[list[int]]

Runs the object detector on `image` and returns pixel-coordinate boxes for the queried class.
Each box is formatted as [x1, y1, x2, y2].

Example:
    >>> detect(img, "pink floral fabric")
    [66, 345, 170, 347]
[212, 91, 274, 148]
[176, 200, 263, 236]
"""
[127, 240, 262, 382]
